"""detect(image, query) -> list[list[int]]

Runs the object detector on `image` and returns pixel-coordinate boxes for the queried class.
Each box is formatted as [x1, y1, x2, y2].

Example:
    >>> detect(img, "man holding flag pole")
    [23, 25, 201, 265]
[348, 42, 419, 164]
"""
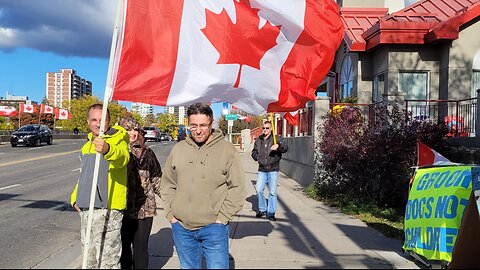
[251, 117, 288, 221]
[70, 104, 130, 269]
[71, 0, 128, 268]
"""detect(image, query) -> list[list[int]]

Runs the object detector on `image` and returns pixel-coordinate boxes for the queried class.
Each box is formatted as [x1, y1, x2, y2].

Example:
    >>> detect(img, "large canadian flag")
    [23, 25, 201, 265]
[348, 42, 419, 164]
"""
[112, 0, 343, 114]
[0, 106, 17, 117]
[40, 104, 54, 114]
[55, 108, 71, 120]
[20, 103, 36, 114]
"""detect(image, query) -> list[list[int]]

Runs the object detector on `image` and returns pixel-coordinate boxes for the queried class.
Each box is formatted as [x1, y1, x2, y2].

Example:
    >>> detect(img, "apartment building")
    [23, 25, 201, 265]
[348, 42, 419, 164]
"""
[131, 102, 154, 117]
[46, 69, 92, 107]
[165, 106, 186, 125]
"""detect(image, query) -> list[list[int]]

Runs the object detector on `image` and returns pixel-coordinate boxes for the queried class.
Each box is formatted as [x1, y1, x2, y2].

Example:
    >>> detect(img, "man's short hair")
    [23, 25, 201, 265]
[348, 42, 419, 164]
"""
[187, 103, 213, 121]
[88, 103, 111, 121]
[263, 121, 272, 126]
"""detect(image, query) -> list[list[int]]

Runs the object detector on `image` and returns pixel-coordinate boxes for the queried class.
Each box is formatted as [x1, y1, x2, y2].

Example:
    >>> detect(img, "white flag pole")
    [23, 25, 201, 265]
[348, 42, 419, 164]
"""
[82, 0, 123, 268]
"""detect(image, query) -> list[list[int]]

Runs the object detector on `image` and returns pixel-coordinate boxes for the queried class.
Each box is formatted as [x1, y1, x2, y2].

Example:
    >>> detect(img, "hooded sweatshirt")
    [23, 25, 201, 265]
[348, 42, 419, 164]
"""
[160, 129, 245, 230]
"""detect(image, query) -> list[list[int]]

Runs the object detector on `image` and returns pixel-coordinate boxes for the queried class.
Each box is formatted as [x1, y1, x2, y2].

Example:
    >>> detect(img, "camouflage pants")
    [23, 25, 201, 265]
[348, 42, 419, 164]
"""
[79, 209, 123, 269]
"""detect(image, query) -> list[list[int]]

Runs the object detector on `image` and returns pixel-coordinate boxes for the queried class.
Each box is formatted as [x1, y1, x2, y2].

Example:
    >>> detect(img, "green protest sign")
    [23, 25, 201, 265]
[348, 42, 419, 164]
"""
[403, 166, 472, 262]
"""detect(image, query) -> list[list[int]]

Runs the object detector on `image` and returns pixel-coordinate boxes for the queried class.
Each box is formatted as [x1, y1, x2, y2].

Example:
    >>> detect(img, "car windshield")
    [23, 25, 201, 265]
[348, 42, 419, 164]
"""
[18, 126, 39, 132]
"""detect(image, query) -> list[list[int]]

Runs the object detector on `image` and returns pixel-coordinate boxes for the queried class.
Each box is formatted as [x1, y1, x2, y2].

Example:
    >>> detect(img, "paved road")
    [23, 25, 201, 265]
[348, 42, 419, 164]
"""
[0, 139, 175, 269]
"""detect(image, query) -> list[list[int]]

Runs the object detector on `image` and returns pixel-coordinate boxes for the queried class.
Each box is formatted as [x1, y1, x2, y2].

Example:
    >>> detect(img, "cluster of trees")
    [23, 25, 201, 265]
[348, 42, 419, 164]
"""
[0, 96, 181, 137]
[217, 114, 264, 144]
[2, 96, 265, 139]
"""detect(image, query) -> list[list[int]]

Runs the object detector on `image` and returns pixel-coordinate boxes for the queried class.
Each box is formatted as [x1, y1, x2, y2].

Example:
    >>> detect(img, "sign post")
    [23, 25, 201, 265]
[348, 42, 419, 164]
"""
[228, 119, 233, 142]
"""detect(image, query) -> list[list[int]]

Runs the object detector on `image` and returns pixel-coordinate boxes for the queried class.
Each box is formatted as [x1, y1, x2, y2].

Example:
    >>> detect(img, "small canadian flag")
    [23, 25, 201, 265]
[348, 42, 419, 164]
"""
[40, 104, 54, 114]
[20, 103, 36, 114]
[0, 106, 17, 116]
[55, 108, 71, 120]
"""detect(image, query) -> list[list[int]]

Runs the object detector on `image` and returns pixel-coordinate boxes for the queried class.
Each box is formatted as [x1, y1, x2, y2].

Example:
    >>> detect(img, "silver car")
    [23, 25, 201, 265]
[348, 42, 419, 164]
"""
[143, 126, 161, 142]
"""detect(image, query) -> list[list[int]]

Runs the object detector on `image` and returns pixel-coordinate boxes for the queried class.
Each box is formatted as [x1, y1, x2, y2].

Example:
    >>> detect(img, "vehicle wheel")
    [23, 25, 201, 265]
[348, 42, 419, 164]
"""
[47, 137, 53, 145]
[11, 144, 17, 147]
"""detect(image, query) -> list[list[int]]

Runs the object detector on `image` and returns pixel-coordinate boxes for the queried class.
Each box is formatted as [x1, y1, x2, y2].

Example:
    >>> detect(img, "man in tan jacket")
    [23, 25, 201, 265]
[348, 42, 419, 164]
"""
[160, 103, 245, 269]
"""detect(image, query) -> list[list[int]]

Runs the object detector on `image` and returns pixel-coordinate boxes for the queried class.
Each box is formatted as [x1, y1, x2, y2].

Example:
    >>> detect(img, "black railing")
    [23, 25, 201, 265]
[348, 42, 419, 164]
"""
[330, 97, 477, 138]
[405, 98, 477, 137]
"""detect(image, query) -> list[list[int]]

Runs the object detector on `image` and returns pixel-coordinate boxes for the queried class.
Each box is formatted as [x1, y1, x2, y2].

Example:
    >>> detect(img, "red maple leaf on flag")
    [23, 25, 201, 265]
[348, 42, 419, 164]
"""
[61, 111, 66, 117]
[26, 106, 32, 111]
[46, 107, 52, 112]
[201, 0, 281, 88]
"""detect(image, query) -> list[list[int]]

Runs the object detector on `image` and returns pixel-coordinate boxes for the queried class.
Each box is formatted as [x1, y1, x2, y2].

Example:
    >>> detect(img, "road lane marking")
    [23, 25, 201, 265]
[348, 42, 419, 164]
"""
[72, 168, 81, 172]
[0, 184, 21, 191]
[0, 150, 79, 168]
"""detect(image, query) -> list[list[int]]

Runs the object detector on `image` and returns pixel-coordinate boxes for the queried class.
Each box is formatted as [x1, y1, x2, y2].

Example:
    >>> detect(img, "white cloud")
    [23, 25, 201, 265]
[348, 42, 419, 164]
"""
[0, 0, 117, 58]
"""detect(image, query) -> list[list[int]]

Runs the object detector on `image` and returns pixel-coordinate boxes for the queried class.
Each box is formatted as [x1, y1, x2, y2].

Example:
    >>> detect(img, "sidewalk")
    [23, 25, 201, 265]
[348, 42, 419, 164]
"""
[38, 151, 419, 269]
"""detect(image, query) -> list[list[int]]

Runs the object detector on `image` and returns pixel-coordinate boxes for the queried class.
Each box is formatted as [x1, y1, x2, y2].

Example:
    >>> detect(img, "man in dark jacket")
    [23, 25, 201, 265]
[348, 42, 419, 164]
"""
[251, 120, 288, 221]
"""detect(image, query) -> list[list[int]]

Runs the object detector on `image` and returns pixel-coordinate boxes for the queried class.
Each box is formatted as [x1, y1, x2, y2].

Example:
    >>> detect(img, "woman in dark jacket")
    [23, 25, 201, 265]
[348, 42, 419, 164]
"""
[119, 118, 162, 269]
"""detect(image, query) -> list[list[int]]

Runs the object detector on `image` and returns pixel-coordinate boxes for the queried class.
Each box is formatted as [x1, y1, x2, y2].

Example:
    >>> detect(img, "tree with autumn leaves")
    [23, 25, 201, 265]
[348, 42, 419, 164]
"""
[55, 95, 136, 132]
[156, 113, 179, 139]
[217, 114, 263, 135]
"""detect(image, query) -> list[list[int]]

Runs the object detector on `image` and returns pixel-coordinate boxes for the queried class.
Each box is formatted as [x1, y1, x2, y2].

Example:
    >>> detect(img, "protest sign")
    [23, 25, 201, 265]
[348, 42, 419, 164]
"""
[403, 166, 472, 262]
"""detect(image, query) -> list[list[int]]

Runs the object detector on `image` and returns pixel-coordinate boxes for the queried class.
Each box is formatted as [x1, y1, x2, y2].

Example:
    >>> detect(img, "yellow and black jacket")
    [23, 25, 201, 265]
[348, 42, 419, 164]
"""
[70, 126, 130, 210]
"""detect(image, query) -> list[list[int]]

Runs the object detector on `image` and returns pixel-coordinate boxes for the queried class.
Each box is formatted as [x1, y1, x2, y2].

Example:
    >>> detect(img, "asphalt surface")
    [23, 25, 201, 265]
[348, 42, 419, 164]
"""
[0, 139, 175, 269]
[1, 139, 421, 269]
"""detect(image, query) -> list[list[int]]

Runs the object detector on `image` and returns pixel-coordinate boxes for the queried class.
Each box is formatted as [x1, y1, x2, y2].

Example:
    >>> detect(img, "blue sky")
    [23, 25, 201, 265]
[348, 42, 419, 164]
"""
[0, 0, 223, 119]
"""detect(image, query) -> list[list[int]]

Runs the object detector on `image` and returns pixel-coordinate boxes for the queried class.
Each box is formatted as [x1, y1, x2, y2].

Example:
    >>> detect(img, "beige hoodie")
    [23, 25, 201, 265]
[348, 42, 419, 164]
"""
[160, 129, 245, 230]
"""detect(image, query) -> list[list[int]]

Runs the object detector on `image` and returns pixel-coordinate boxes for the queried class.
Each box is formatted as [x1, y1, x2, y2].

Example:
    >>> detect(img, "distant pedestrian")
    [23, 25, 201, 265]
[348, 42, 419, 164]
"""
[251, 120, 288, 221]
[70, 103, 130, 269]
[177, 131, 186, 141]
[118, 117, 162, 269]
[161, 103, 245, 269]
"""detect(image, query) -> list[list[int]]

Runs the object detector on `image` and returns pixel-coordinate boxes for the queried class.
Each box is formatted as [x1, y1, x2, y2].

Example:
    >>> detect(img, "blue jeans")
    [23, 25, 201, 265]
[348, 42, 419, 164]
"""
[256, 171, 279, 216]
[172, 222, 229, 269]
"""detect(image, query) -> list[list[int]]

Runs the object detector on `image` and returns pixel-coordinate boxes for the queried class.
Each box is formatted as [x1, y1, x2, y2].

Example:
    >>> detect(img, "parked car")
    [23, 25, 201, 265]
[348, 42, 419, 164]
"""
[159, 133, 172, 141]
[11, 124, 53, 147]
[143, 126, 161, 142]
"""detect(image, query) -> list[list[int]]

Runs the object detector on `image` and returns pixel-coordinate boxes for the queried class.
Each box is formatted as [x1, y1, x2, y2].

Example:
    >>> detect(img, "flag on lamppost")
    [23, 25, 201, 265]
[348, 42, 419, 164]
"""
[20, 103, 36, 114]
[0, 106, 17, 117]
[55, 108, 71, 120]
[40, 104, 54, 114]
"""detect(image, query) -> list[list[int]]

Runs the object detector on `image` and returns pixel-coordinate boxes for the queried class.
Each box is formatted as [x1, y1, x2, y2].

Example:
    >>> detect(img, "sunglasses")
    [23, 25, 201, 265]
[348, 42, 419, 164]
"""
[263, 127, 270, 130]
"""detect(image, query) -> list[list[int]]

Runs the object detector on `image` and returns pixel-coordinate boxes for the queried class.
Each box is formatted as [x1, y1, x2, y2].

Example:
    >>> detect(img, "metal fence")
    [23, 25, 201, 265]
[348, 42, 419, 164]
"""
[405, 98, 477, 137]
[330, 97, 478, 138]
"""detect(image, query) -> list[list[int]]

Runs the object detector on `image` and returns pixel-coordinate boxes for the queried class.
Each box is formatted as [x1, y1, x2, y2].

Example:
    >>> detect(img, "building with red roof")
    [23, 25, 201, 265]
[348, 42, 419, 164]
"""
[319, 0, 480, 107]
